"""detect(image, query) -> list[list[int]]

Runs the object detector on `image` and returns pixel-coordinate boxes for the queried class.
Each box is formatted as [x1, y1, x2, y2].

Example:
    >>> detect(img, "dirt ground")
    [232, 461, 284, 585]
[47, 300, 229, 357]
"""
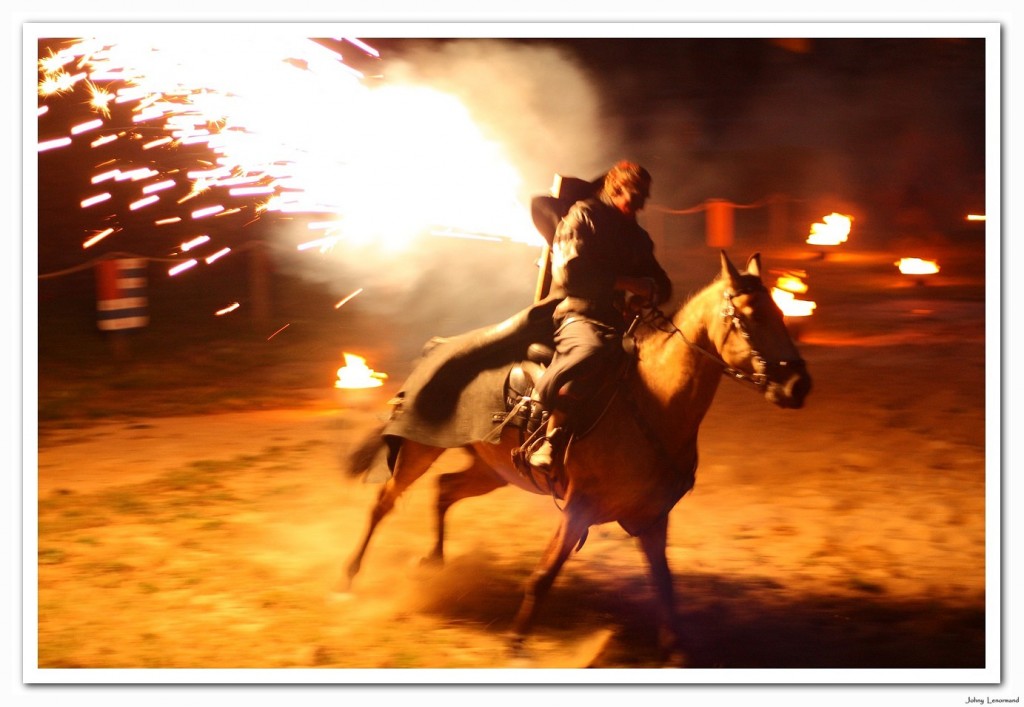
[31, 243, 991, 678]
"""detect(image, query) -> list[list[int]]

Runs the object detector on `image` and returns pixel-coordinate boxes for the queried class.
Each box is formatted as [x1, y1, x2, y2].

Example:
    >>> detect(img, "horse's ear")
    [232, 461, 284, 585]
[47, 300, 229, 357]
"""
[746, 253, 762, 279]
[720, 250, 742, 286]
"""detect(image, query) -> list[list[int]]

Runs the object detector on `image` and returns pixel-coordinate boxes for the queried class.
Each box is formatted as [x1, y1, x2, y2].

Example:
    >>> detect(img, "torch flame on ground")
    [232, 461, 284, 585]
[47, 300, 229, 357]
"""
[896, 258, 940, 275]
[771, 271, 815, 318]
[335, 352, 387, 389]
[772, 287, 817, 318]
[806, 212, 853, 246]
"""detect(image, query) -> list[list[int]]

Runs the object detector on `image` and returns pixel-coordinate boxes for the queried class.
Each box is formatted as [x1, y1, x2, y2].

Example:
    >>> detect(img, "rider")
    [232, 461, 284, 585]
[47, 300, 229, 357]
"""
[528, 160, 673, 472]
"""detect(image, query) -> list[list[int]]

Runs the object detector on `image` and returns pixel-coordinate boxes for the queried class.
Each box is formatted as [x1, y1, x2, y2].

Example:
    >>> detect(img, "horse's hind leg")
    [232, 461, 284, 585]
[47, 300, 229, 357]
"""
[339, 439, 444, 592]
[636, 514, 686, 665]
[424, 453, 508, 566]
[509, 510, 590, 653]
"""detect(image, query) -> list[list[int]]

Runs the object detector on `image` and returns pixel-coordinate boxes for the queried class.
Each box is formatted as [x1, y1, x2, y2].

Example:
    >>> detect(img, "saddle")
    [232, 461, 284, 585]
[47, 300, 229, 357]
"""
[493, 331, 638, 493]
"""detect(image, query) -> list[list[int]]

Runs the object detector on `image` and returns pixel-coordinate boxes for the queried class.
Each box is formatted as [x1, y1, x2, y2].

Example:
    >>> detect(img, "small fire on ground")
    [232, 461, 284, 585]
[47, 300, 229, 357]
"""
[806, 212, 853, 246]
[896, 258, 940, 276]
[771, 270, 816, 318]
[335, 353, 388, 389]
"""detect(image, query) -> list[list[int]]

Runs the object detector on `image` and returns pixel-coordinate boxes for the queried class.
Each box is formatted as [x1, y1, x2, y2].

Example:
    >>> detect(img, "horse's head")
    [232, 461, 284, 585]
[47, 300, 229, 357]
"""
[714, 251, 812, 409]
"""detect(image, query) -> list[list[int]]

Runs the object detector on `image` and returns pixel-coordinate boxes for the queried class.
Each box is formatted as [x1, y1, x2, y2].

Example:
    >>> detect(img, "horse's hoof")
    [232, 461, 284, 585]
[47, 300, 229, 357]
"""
[663, 648, 688, 668]
[506, 637, 533, 667]
[418, 554, 444, 568]
[325, 590, 356, 605]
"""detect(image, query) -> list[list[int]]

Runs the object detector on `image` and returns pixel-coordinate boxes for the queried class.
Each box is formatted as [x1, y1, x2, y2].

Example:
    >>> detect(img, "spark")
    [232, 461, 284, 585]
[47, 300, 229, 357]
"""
[334, 288, 364, 309]
[180, 235, 210, 251]
[82, 227, 115, 249]
[168, 259, 198, 276]
[204, 247, 231, 264]
[129, 195, 160, 210]
[71, 118, 103, 135]
[215, 302, 240, 316]
[267, 323, 291, 340]
[37, 137, 72, 152]
[81, 193, 112, 208]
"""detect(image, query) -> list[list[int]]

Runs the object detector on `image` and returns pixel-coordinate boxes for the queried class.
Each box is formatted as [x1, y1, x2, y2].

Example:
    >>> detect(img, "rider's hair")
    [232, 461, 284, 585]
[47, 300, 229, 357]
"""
[603, 160, 651, 200]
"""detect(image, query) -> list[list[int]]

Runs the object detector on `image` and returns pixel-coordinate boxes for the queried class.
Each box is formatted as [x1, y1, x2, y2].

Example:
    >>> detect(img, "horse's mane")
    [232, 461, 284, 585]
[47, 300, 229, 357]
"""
[634, 274, 726, 345]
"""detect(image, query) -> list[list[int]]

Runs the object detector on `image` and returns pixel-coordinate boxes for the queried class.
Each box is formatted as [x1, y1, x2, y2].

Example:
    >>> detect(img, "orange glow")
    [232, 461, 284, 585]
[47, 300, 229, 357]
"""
[775, 270, 809, 295]
[335, 353, 388, 389]
[896, 258, 940, 275]
[806, 212, 853, 246]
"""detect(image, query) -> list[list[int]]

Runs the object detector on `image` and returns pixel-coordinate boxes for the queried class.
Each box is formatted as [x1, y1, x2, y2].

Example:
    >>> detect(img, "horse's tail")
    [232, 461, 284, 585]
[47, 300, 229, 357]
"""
[347, 423, 389, 477]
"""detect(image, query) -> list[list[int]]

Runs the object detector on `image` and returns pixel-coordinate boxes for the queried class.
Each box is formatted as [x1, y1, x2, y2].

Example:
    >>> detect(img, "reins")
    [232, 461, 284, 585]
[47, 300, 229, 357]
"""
[642, 290, 770, 393]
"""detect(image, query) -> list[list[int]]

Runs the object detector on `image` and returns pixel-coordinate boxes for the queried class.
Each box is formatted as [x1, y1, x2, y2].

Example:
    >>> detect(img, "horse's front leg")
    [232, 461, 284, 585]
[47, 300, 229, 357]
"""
[509, 511, 589, 654]
[636, 513, 686, 665]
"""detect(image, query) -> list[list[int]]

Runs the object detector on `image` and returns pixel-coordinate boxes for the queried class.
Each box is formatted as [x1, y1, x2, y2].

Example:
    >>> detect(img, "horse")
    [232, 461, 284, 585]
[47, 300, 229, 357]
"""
[339, 251, 812, 663]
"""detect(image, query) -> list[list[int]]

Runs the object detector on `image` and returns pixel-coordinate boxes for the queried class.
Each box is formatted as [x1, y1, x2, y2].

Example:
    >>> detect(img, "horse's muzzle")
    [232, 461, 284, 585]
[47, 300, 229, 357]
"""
[765, 359, 811, 409]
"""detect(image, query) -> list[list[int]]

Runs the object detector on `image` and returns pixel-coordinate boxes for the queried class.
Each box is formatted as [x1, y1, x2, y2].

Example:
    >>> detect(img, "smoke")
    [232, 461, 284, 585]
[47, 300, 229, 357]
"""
[274, 39, 622, 354]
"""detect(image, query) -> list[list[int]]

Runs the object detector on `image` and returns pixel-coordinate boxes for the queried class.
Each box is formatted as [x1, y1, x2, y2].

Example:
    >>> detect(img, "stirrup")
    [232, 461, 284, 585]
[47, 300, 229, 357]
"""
[527, 427, 565, 471]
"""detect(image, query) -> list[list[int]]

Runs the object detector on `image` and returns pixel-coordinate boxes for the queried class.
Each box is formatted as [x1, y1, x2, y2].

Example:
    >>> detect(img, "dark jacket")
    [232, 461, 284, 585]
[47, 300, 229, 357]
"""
[551, 196, 672, 328]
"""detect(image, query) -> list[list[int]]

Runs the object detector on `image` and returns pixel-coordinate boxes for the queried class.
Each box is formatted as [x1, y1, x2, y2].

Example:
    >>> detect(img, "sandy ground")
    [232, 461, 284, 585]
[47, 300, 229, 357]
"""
[32, 243, 990, 677]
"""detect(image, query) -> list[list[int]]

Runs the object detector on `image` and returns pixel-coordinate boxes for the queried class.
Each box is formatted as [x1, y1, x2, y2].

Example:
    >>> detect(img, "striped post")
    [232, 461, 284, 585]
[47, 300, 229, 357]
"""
[95, 258, 149, 331]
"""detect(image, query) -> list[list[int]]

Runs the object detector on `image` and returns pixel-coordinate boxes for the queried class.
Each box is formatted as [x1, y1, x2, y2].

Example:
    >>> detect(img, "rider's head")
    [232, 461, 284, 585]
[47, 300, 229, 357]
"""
[603, 161, 651, 218]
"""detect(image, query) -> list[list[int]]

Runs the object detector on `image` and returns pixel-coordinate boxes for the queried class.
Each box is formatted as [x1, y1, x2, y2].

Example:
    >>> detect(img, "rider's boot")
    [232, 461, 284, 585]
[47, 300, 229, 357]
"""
[528, 408, 568, 472]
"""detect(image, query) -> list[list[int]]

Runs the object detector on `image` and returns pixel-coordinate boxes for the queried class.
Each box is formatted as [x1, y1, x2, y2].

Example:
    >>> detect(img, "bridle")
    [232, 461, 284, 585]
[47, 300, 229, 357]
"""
[642, 281, 805, 393]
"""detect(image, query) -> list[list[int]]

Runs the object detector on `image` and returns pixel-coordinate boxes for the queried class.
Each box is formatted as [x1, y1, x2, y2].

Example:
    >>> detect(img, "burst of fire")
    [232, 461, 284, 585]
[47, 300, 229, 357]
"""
[896, 258, 940, 275]
[37, 35, 540, 274]
[806, 212, 853, 246]
[335, 353, 388, 389]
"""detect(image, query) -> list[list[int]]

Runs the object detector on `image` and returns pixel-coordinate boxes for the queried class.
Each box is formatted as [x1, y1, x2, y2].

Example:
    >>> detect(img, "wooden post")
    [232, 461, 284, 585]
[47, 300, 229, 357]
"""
[705, 199, 734, 248]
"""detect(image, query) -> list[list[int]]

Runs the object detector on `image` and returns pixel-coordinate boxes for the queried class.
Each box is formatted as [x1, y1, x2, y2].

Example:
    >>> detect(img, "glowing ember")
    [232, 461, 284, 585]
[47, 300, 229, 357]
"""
[896, 258, 940, 275]
[771, 288, 817, 318]
[966, 214, 986, 221]
[806, 212, 853, 246]
[335, 353, 387, 389]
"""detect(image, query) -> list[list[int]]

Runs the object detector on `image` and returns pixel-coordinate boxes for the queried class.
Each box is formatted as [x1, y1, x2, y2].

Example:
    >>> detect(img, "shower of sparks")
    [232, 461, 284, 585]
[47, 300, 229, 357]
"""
[37, 34, 539, 282]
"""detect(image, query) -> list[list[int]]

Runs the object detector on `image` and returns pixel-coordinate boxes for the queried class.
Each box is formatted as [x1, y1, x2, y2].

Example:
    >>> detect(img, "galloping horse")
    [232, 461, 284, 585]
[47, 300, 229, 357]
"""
[341, 251, 811, 661]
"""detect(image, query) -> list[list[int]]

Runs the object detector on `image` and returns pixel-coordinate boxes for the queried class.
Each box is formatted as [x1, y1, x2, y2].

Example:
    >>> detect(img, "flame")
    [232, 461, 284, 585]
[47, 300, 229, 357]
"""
[806, 212, 853, 246]
[896, 258, 940, 275]
[775, 270, 809, 295]
[772, 287, 816, 318]
[335, 353, 388, 389]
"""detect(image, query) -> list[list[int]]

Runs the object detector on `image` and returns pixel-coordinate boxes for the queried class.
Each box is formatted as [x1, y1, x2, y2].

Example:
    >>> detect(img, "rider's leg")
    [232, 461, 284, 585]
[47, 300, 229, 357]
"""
[527, 406, 569, 471]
